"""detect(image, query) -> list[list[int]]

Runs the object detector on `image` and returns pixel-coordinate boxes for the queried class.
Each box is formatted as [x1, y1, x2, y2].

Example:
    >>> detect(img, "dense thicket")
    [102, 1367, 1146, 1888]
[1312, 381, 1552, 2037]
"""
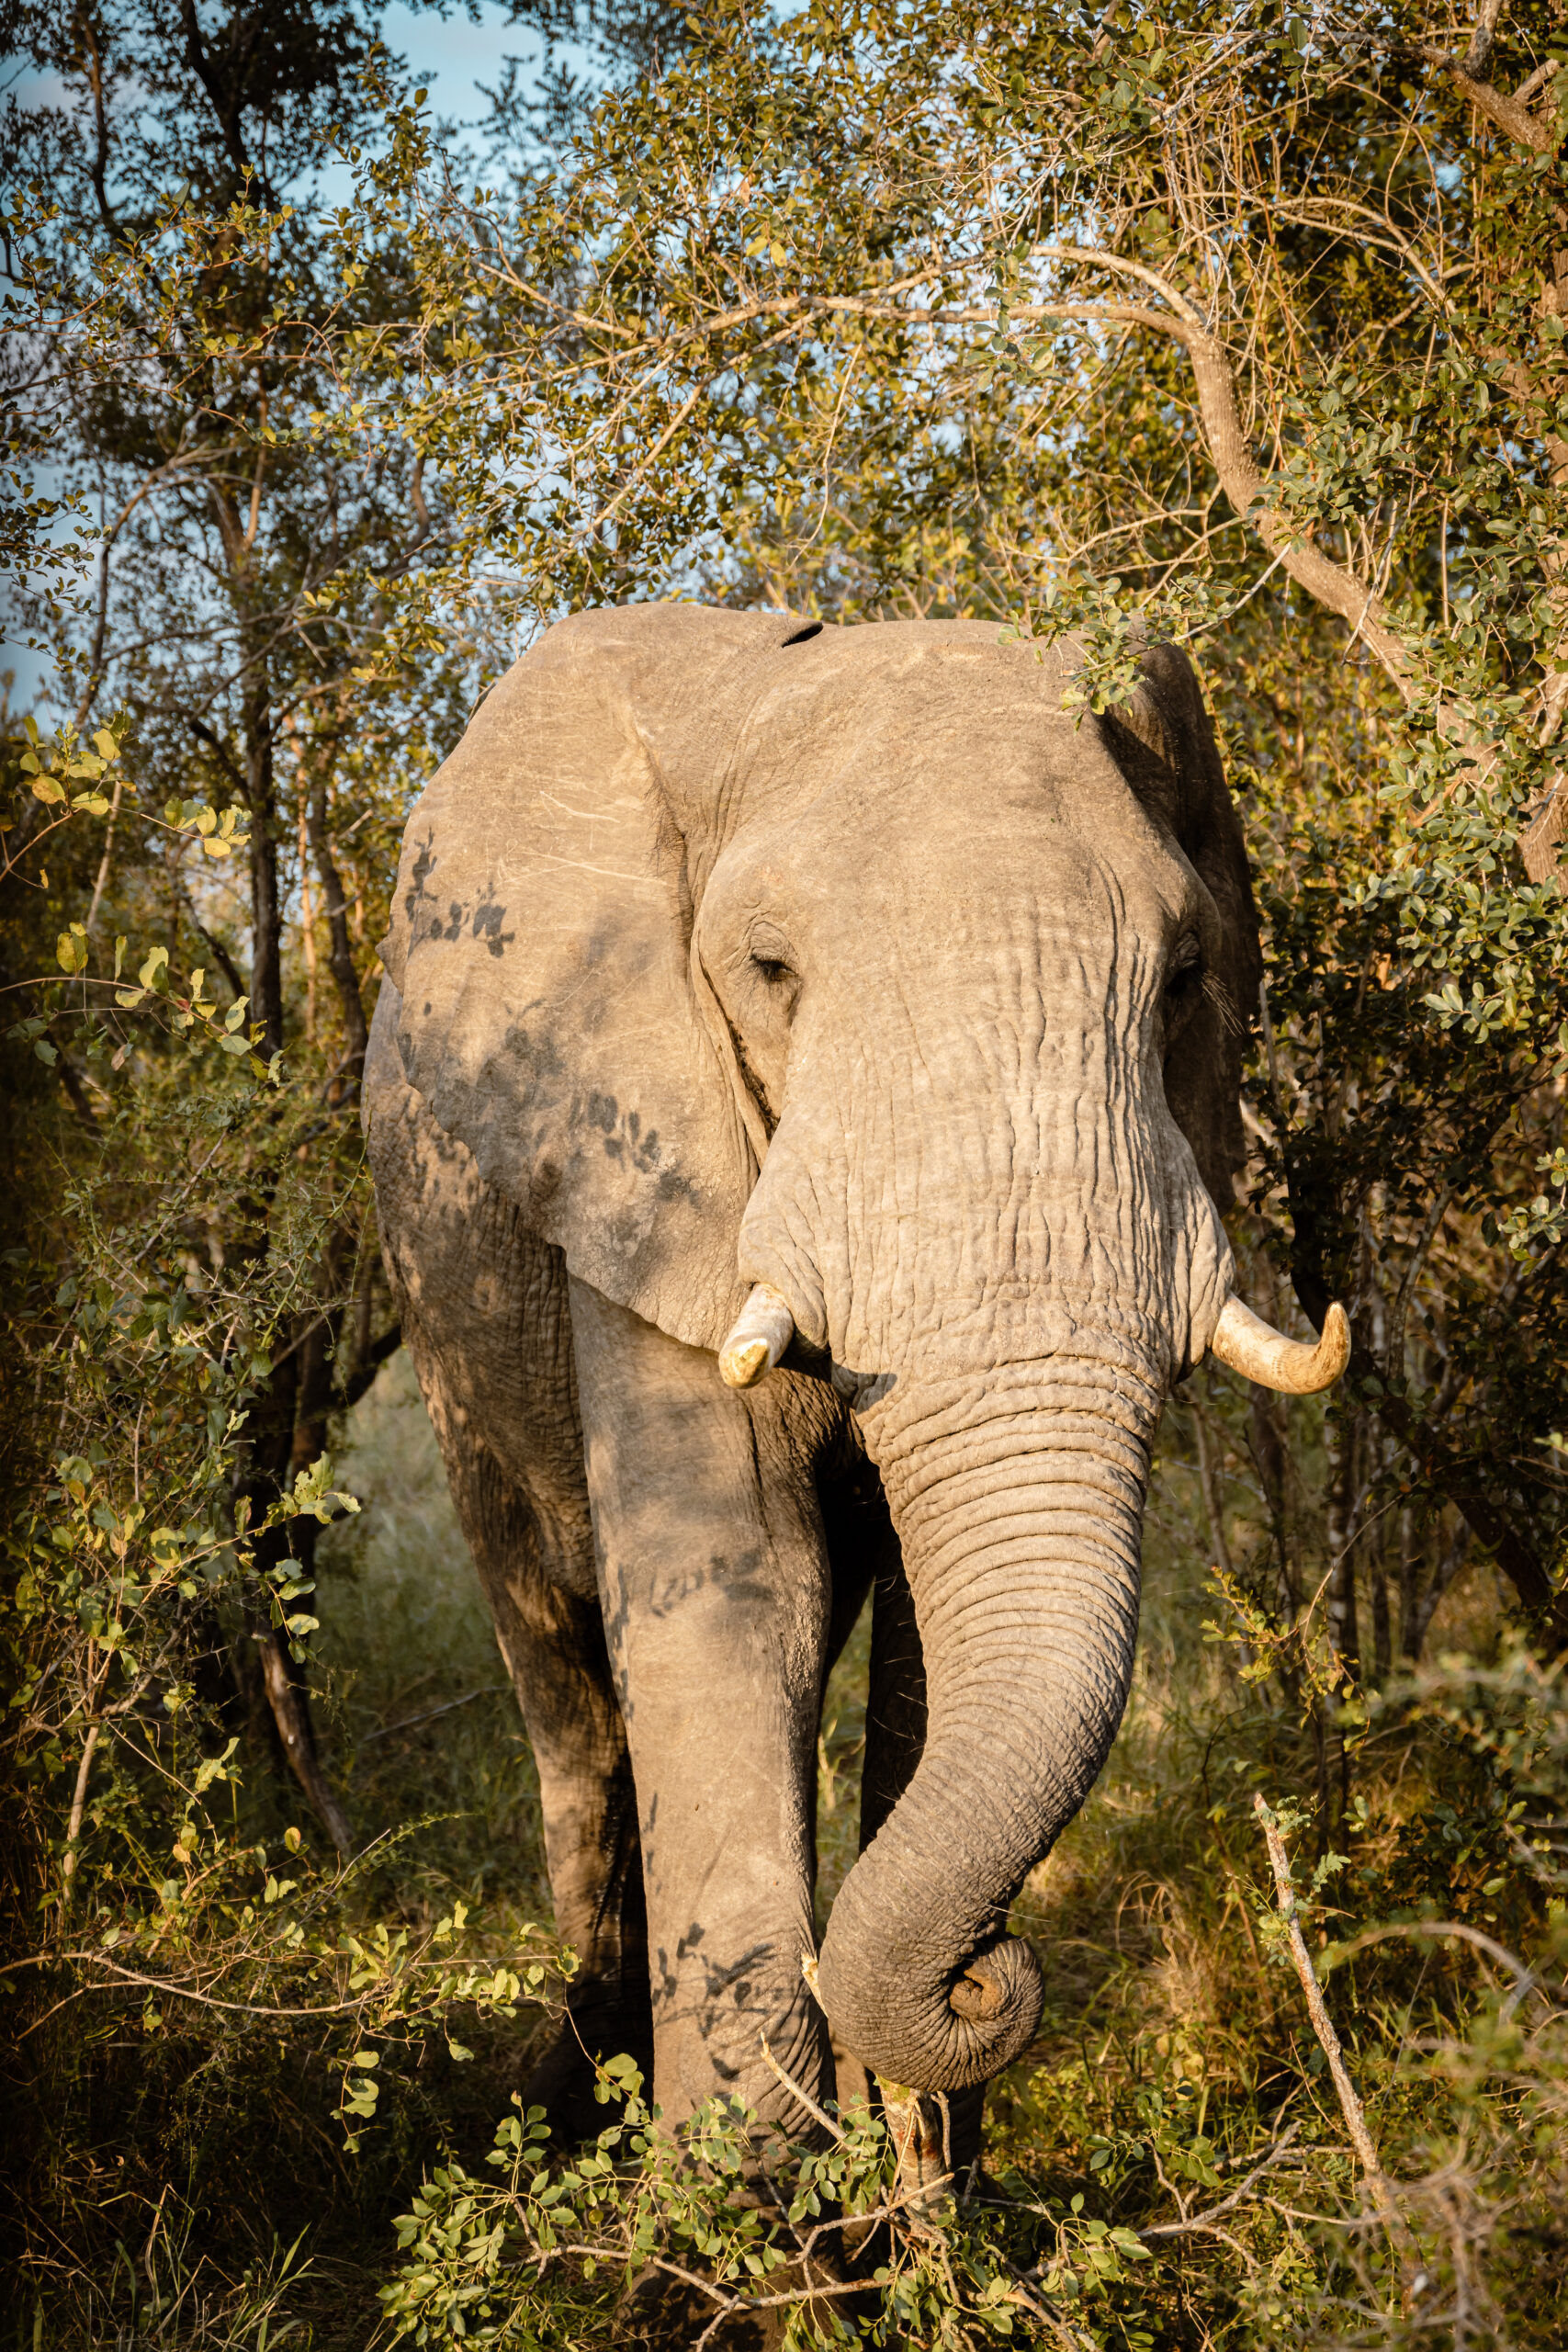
[3, 3, 1566, 2345]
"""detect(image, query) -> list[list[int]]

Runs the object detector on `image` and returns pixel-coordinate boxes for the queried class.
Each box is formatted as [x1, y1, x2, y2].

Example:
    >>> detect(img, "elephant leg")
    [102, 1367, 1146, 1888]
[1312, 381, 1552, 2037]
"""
[405, 1326, 652, 2137]
[813, 1466, 893, 2118]
[851, 1486, 925, 1856]
[568, 1277, 836, 2141]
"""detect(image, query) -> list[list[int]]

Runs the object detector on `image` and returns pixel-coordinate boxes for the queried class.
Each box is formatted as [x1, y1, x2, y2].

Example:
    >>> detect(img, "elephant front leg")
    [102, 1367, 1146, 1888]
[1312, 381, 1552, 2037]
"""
[403, 1325, 652, 2137]
[569, 1277, 835, 2141]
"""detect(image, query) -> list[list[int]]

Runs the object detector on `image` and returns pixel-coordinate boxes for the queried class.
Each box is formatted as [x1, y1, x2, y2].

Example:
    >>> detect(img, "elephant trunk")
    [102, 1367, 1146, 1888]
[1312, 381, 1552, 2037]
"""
[816, 1351, 1155, 2092]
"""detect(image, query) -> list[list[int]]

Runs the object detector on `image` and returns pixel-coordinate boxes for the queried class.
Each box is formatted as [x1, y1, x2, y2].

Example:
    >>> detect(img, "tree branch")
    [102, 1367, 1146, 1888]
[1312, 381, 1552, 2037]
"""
[304, 762, 368, 1091]
[1407, 34, 1556, 153]
[1254, 1797, 1416, 2286]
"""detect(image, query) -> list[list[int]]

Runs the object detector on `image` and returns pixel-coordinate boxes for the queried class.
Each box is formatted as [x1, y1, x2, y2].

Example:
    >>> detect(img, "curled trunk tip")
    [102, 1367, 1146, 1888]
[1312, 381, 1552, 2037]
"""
[818, 1928, 1044, 2095]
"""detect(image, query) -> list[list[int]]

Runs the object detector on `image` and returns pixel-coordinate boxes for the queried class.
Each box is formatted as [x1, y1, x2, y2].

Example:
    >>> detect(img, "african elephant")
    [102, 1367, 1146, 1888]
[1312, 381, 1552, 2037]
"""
[364, 604, 1347, 2171]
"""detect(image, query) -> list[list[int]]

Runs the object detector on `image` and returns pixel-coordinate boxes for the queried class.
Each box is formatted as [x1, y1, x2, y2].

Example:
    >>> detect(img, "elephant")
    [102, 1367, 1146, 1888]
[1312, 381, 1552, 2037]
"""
[363, 603, 1348, 2177]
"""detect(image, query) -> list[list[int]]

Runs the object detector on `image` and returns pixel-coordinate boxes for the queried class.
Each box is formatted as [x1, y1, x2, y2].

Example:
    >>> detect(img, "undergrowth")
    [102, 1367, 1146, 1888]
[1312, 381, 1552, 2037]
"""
[6, 1360, 1565, 2349]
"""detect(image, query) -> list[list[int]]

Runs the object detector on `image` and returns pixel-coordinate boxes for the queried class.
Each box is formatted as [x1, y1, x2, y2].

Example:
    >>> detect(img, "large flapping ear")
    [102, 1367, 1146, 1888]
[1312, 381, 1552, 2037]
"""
[379, 604, 788, 1354]
[1097, 644, 1263, 1207]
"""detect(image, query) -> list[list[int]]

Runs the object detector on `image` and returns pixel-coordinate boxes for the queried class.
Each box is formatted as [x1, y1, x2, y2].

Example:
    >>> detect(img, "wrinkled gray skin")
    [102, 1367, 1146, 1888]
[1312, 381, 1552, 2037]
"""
[365, 605, 1261, 2165]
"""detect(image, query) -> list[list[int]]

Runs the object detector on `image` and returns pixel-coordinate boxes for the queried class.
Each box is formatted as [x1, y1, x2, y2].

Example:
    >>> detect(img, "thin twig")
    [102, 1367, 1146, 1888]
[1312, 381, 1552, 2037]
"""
[1320, 1919, 1542, 2018]
[59, 1722, 101, 1905]
[1139, 2122, 1302, 2241]
[85, 776, 123, 934]
[759, 2034, 844, 2143]
[356, 1686, 509, 1746]
[1386, 1181, 1456, 1377]
[1253, 1797, 1416, 2282]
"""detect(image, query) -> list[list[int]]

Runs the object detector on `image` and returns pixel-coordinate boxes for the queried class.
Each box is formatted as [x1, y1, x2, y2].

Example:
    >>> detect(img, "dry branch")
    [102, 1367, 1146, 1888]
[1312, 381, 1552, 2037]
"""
[1254, 1794, 1416, 2291]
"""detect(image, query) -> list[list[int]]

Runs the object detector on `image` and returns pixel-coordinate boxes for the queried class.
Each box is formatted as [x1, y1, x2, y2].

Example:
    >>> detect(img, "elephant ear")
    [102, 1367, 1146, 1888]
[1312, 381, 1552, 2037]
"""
[1098, 644, 1263, 1207]
[379, 605, 780, 1353]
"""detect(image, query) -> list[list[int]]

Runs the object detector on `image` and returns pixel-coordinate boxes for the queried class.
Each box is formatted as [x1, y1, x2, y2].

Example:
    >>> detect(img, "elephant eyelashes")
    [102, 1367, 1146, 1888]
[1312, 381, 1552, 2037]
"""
[1163, 936, 1204, 1036]
[1165, 935, 1201, 992]
[746, 926, 799, 998]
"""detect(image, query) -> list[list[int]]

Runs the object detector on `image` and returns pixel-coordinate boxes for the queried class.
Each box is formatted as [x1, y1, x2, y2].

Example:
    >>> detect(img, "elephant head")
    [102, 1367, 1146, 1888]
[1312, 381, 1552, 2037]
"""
[380, 604, 1345, 2099]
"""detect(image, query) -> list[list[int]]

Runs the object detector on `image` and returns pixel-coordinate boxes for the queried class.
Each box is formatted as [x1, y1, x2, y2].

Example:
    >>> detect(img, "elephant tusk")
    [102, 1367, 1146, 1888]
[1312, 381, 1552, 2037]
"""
[718, 1283, 795, 1388]
[1206, 1293, 1351, 1395]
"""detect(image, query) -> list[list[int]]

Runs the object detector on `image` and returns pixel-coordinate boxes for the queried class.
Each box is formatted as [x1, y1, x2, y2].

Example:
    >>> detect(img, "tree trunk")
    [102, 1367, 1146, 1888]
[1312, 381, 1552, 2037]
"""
[245, 689, 284, 1058]
[306, 763, 368, 1092]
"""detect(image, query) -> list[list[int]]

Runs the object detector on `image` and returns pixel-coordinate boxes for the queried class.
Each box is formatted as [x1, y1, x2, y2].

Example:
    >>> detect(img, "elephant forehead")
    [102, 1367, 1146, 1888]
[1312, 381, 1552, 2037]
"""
[750, 684, 1156, 846]
[730, 763, 1184, 952]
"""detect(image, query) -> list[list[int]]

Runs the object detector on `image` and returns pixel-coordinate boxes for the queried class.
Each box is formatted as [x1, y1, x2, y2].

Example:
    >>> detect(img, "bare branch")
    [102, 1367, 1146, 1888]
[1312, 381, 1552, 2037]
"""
[1254, 1796, 1416, 2285]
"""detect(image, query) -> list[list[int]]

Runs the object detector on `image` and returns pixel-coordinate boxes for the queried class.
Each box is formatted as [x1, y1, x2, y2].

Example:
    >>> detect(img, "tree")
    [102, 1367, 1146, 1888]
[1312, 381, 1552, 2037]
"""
[323, 0, 1568, 1672]
[1, 0, 685, 1843]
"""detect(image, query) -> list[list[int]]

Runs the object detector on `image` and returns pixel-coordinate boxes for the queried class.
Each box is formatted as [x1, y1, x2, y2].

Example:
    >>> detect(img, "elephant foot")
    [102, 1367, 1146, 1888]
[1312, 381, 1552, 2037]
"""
[519, 1990, 654, 2149]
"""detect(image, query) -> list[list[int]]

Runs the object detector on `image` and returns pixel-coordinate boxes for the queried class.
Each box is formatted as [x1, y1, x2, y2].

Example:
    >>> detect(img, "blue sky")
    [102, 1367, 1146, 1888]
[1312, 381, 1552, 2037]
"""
[387, 0, 543, 96]
[1, 5, 542, 141]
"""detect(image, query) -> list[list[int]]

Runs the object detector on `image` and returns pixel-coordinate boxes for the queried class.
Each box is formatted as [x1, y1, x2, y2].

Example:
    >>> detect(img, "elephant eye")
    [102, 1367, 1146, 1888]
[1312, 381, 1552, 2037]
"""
[1165, 934, 1202, 997]
[1166, 931, 1203, 1006]
[748, 926, 797, 988]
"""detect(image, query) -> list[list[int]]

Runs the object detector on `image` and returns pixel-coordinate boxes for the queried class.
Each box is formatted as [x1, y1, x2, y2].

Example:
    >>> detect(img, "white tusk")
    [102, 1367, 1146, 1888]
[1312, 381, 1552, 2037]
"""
[718, 1283, 795, 1388]
[1207, 1293, 1351, 1395]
